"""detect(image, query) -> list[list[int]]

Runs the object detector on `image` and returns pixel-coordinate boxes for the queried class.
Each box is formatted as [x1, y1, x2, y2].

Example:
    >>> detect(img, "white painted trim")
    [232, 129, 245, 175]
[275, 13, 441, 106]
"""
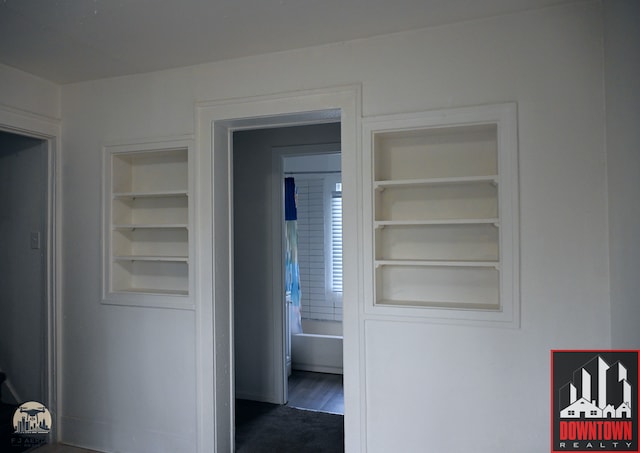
[361, 102, 520, 328]
[60, 415, 195, 452]
[101, 133, 195, 149]
[0, 103, 60, 137]
[195, 85, 364, 453]
[271, 151, 287, 404]
[0, 104, 62, 442]
[100, 136, 196, 310]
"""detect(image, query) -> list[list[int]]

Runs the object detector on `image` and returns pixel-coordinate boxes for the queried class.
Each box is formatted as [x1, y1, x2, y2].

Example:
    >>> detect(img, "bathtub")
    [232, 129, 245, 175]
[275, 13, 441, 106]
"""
[291, 319, 343, 374]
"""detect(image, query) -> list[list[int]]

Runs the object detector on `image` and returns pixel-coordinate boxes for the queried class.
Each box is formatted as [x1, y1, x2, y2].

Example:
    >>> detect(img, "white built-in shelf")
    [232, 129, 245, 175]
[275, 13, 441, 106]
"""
[375, 299, 500, 311]
[113, 255, 189, 262]
[113, 190, 189, 199]
[374, 218, 499, 227]
[113, 224, 189, 230]
[374, 260, 500, 269]
[103, 139, 194, 309]
[374, 175, 498, 190]
[363, 103, 519, 326]
[114, 287, 189, 296]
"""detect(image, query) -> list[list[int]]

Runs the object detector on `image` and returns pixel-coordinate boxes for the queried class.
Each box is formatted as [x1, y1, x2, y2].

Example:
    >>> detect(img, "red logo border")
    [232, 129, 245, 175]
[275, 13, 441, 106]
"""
[551, 350, 640, 453]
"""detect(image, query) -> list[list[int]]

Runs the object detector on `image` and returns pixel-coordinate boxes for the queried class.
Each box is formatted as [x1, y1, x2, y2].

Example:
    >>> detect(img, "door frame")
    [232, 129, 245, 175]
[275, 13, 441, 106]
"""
[0, 105, 62, 441]
[196, 85, 363, 452]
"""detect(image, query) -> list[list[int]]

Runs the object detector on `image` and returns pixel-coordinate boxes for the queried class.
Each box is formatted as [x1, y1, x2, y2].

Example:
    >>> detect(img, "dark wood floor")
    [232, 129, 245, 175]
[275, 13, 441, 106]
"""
[236, 371, 344, 451]
[287, 370, 344, 414]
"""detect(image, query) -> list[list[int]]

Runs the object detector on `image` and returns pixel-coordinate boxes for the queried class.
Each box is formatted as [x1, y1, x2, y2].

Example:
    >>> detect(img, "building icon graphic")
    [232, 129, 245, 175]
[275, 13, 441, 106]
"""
[559, 355, 632, 419]
[12, 401, 52, 434]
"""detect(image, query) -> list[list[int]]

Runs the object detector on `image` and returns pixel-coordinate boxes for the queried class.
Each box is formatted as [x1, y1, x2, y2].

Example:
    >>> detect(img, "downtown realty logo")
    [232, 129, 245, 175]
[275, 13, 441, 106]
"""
[552, 351, 639, 452]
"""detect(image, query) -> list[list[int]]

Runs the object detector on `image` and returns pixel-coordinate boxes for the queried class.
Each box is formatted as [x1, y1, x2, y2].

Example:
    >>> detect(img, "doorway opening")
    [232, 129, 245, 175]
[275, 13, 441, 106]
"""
[232, 125, 344, 448]
[281, 150, 344, 414]
[0, 129, 55, 449]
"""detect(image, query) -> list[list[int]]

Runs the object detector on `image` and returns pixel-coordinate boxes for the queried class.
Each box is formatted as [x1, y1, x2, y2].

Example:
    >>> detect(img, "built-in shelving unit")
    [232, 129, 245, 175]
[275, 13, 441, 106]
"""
[363, 104, 519, 325]
[102, 139, 194, 309]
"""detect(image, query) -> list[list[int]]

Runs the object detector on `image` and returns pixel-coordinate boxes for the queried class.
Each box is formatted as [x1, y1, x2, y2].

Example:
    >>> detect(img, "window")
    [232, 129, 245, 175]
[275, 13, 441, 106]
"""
[290, 174, 342, 321]
[331, 182, 343, 294]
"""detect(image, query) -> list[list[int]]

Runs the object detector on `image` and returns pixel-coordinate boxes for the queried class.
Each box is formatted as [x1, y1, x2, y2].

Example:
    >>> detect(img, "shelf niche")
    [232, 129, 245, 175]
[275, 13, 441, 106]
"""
[103, 141, 193, 309]
[364, 104, 519, 326]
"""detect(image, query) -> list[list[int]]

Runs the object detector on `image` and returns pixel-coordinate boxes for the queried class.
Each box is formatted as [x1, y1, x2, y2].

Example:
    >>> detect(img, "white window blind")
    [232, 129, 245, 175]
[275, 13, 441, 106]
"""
[331, 184, 343, 293]
[291, 176, 342, 321]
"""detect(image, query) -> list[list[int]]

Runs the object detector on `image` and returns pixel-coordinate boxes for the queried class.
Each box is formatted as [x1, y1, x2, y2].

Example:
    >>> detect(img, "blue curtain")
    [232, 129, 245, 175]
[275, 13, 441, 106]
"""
[284, 177, 302, 334]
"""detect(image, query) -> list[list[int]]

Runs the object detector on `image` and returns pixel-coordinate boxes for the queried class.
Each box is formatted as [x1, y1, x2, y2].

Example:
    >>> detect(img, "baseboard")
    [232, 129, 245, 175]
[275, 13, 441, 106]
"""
[61, 415, 196, 453]
[235, 391, 279, 404]
[292, 363, 343, 374]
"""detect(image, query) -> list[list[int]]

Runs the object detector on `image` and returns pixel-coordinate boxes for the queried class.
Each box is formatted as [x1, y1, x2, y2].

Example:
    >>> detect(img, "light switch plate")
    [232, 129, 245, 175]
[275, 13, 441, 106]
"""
[30, 231, 41, 249]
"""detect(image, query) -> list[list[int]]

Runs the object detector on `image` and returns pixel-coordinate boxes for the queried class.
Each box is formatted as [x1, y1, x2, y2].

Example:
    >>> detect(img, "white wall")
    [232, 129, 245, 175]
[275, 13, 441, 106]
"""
[59, 2, 614, 452]
[284, 153, 341, 173]
[604, 0, 640, 348]
[0, 63, 60, 119]
[0, 132, 47, 404]
[233, 124, 341, 402]
[291, 331, 343, 374]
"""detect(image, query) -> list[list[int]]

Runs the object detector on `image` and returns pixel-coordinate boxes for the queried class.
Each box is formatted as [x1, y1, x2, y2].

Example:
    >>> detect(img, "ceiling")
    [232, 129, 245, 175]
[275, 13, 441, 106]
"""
[0, 0, 574, 85]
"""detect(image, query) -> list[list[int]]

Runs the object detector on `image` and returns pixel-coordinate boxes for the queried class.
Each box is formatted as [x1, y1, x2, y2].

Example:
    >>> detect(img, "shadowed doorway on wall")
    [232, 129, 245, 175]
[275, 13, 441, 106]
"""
[0, 131, 49, 451]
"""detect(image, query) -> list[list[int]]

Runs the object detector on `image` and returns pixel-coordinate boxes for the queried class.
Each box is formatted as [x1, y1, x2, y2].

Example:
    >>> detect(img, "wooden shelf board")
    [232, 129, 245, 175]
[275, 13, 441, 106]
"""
[114, 288, 189, 296]
[376, 299, 500, 311]
[375, 260, 499, 269]
[113, 190, 188, 199]
[374, 175, 498, 190]
[375, 219, 499, 227]
[113, 224, 188, 230]
[114, 255, 188, 262]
